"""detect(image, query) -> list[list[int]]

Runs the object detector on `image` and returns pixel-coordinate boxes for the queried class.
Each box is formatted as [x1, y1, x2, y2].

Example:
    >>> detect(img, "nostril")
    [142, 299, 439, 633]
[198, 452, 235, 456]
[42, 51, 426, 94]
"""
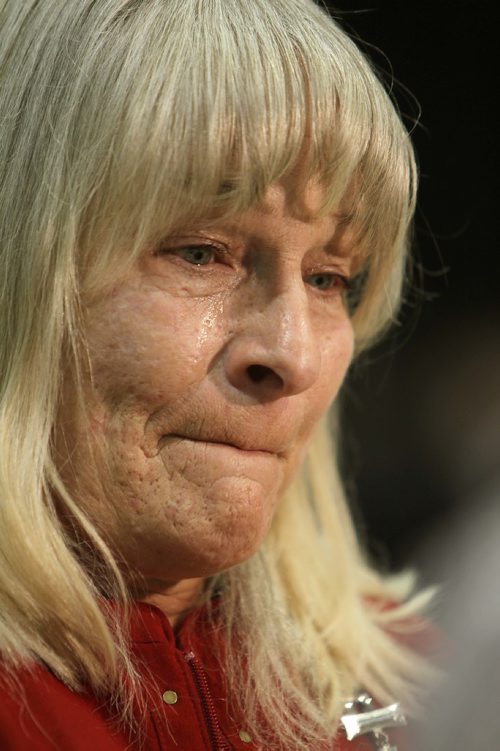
[247, 364, 283, 388]
[247, 364, 271, 383]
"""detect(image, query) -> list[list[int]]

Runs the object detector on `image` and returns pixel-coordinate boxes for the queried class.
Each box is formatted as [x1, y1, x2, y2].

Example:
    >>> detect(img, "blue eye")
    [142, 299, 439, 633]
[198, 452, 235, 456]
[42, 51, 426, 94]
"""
[307, 272, 350, 292]
[174, 245, 216, 265]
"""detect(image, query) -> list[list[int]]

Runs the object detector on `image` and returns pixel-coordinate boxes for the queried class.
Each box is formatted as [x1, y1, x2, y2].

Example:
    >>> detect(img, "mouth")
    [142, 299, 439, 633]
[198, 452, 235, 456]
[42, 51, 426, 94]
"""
[159, 433, 278, 458]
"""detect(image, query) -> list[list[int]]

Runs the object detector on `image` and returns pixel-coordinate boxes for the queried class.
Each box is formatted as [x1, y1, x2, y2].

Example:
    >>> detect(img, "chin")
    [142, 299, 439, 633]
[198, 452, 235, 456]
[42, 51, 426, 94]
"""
[119, 522, 270, 584]
[193, 531, 271, 577]
[210, 539, 266, 573]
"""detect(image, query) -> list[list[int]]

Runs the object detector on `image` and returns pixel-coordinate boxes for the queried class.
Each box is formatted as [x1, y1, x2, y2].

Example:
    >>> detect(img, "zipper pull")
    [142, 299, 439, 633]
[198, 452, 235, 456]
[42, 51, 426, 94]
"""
[341, 691, 406, 749]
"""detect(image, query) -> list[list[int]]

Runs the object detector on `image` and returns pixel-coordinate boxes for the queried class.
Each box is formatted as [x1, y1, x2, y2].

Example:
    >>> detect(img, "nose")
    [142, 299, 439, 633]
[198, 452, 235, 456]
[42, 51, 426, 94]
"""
[223, 284, 321, 399]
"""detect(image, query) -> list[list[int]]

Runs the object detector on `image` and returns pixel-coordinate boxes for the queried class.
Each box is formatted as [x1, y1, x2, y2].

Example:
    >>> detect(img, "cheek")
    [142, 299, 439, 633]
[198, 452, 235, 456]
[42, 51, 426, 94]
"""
[87, 293, 225, 408]
[284, 318, 353, 472]
[317, 316, 354, 407]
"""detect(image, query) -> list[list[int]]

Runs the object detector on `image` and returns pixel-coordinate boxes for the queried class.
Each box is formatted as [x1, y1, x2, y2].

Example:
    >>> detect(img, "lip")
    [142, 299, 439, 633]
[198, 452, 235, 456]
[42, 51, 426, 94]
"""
[160, 434, 278, 457]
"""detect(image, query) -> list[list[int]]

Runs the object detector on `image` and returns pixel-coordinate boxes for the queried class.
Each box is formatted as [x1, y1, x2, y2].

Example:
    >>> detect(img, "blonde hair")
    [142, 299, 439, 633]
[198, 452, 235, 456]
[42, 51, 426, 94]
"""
[0, 0, 433, 747]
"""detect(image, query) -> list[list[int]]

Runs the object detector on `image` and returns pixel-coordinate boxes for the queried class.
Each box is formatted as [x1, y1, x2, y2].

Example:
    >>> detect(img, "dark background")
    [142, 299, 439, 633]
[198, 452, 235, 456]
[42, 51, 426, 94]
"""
[318, 1, 498, 581]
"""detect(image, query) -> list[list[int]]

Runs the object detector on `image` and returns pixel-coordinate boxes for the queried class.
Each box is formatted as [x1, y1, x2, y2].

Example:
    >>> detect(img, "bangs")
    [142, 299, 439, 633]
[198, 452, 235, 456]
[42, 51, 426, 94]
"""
[66, 0, 415, 344]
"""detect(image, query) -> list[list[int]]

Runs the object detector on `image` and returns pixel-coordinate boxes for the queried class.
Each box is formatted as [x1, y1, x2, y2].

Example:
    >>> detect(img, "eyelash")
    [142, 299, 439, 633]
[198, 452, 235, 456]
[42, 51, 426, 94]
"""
[155, 243, 226, 269]
[306, 271, 352, 294]
[156, 243, 352, 295]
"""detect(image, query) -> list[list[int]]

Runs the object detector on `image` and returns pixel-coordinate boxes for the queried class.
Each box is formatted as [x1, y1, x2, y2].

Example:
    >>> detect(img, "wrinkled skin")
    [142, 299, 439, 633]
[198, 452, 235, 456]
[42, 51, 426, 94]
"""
[57, 179, 355, 620]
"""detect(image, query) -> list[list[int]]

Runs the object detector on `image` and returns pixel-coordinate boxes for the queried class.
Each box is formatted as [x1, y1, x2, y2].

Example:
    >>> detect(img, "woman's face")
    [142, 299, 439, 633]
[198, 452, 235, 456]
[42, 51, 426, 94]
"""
[59, 180, 355, 586]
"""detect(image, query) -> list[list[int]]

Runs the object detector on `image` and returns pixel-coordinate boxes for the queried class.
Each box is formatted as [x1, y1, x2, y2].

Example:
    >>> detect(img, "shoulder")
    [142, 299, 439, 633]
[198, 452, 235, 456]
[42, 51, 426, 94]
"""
[0, 662, 128, 751]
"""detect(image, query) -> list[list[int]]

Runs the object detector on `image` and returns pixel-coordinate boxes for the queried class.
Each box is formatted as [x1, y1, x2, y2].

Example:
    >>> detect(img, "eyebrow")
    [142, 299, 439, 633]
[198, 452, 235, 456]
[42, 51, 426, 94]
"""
[191, 221, 357, 264]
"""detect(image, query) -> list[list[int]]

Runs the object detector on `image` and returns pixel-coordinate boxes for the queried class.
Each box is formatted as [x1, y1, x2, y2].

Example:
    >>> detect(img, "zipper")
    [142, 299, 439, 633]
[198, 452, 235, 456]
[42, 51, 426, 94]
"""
[184, 650, 233, 751]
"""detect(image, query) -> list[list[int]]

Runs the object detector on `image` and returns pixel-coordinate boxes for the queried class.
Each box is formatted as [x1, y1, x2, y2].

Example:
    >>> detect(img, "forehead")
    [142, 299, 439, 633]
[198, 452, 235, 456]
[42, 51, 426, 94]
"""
[258, 179, 327, 221]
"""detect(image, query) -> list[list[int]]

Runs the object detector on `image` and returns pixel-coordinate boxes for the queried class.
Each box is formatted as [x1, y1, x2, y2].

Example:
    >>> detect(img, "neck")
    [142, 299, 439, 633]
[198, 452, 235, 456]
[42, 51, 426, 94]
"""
[138, 577, 205, 628]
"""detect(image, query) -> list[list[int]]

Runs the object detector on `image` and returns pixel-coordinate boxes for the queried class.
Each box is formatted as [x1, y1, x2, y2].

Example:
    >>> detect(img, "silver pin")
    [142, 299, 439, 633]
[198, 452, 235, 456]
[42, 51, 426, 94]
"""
[340, 694, 406, 749]
[354, 692, 374, 709]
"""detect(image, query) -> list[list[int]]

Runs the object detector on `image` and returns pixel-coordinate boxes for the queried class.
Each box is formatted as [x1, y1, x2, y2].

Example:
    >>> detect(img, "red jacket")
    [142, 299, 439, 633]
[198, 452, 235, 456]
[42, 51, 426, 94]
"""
[0, 601, 411, 750]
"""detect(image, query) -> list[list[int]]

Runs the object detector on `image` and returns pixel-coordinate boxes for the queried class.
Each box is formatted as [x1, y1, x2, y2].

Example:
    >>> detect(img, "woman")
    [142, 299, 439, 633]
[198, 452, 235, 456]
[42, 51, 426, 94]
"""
[0, 1, 435, 749]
